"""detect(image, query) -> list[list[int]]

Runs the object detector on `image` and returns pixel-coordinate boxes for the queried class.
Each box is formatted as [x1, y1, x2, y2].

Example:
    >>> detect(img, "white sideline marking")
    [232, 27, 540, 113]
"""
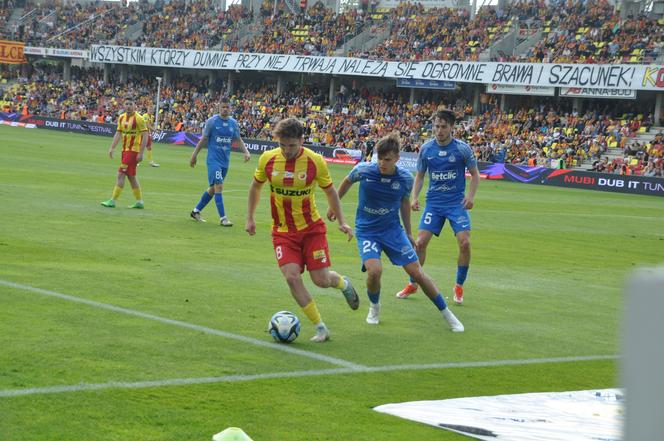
[0, 280, 364, 370]
[0, 355, 618, 398]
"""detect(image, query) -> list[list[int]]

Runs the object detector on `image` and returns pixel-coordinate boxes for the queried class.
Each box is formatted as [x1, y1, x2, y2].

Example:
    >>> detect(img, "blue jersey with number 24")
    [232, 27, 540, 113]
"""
[347, 162, 413, 235]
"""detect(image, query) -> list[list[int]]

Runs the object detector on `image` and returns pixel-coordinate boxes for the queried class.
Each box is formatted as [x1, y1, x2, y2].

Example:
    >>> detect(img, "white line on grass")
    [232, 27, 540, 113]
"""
[0, 355, 618, 398]
[0, 280, 365, 370]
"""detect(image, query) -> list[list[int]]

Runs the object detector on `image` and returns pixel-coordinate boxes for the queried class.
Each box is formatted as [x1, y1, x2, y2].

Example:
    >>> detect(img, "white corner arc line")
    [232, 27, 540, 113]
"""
[0, 280, 365, 370]
[0, 355, 619, 398]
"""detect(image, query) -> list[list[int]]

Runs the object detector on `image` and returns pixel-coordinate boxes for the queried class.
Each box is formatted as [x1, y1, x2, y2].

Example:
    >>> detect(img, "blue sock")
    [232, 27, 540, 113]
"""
[456, 266, 469, 286]
[195, 191, 213, 212]
[430, 293, 447, 311]
[367, 290, 380, 305]
[214, 193, 226, 218]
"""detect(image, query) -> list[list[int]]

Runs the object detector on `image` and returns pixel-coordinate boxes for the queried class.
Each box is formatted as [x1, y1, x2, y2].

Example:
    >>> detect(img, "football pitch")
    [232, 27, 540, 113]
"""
[1, 125, 662, 440]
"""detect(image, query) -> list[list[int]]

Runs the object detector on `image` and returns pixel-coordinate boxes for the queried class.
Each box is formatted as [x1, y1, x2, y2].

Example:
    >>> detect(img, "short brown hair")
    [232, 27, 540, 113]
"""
[376, 133, 401, 157]
[432, 109, 456, 125]
[273, 117, 304, 139]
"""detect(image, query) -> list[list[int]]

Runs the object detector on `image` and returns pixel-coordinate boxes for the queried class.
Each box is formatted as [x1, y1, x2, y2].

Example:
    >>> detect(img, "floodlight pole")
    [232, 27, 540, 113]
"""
[154, 76, 162, 130]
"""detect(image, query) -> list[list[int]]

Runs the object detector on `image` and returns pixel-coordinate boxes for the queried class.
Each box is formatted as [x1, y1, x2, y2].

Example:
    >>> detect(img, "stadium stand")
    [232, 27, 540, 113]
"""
[0, 0, 662, 177]
[240, 2, 368, 56]
[3, 65, 661, 176]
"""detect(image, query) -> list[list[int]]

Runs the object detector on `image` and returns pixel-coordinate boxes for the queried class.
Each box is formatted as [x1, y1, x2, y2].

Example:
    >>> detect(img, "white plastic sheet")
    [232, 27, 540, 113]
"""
[374, 389, 623, 440]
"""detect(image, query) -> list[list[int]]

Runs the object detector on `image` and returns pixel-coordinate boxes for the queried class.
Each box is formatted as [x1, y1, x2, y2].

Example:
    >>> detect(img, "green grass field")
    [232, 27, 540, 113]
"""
[1, 125, 662, 440]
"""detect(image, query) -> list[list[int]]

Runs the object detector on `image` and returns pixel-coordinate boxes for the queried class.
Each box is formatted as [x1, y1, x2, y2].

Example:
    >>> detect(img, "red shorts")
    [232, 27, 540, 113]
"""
[119, 150, 139, 176]
[272, 221, 331, 273]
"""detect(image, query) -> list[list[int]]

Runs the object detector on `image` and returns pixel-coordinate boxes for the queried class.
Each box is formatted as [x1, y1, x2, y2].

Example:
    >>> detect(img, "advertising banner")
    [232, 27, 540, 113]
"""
[0, 112, 353, 162]
[3, 113, 660, 196]
[560, 87, 636, 99]
[23, 46, 89, 59]
[89, 45, 664, 91]
[0, 40, 27, 64]
[384, 154, 663, 197]
[478, 162, 664, 197]
[378, 0, 456, 8]
[487, 83, 555, 96]
[396, 78, 457, 90]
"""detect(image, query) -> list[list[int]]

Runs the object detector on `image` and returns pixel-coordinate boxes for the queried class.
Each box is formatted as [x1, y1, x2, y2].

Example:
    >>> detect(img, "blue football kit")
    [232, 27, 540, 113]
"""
[416, 138, 477, 235]
[347, 162, 418, 268]
[202, 115, 241, 185]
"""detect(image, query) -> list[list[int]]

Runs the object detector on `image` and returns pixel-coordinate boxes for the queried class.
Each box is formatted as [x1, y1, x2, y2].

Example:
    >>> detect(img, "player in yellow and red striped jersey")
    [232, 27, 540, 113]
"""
[142, 111, 159, 167]
[246, 117, 360, 343]
[101, 97, 148, 209]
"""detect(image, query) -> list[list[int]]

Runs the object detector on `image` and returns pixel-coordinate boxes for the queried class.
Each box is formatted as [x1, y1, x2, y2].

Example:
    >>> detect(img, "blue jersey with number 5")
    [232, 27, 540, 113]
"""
[417, 138, 476, 208]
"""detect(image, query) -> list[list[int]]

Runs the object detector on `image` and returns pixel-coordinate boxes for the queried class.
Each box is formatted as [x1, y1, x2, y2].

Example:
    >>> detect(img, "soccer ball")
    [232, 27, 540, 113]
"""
[268, 311, 300, 343]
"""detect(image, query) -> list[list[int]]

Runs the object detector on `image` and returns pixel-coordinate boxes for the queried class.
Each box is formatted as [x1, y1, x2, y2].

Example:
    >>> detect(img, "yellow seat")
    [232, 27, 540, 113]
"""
[638, 126, 647, 133]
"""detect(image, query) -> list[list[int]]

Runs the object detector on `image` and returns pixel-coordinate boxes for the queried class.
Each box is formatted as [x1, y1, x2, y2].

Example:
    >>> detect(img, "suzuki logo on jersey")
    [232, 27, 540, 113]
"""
[270, 185, 312, 196]
[431, 171, 457, 181]
[215, 136, 233, 144]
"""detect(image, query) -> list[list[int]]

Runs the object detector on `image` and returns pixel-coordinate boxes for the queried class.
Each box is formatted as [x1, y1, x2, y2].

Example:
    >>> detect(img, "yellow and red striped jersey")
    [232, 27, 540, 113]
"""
[254, 147, 333, 233]
[116, 112, 147, 152]
[142, 112, 154, 132]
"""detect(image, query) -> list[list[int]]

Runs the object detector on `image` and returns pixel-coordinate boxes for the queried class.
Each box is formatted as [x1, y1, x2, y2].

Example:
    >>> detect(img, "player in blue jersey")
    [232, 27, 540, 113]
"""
[189, 97, 251, 226]
[333, 133, 464, 332]
[396, 109, 480, 304]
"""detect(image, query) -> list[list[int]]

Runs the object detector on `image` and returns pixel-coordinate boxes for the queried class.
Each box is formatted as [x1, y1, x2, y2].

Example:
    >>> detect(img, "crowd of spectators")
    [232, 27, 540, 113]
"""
[2, 0, 661, 64]
[136, 1, 250, 50]
[458, 105, 662, 176]
[513, 0, 663, 64]
[354, 2, 514, 61]
[241, 1, 368, 56]
[2, 67, 662, 176]
[1, 0, 14, 34]
[10, 0, 144, 48]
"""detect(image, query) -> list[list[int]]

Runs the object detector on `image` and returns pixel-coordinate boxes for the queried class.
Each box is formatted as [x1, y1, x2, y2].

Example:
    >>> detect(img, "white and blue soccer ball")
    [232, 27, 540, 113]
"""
[268, 311, 300, 343]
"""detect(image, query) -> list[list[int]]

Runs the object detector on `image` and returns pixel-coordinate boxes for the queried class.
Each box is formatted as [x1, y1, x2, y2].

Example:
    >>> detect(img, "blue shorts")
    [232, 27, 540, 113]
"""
[207, 163, 228, 186]
[356, 228, 419, 271]
[418, 204, 471, 236]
